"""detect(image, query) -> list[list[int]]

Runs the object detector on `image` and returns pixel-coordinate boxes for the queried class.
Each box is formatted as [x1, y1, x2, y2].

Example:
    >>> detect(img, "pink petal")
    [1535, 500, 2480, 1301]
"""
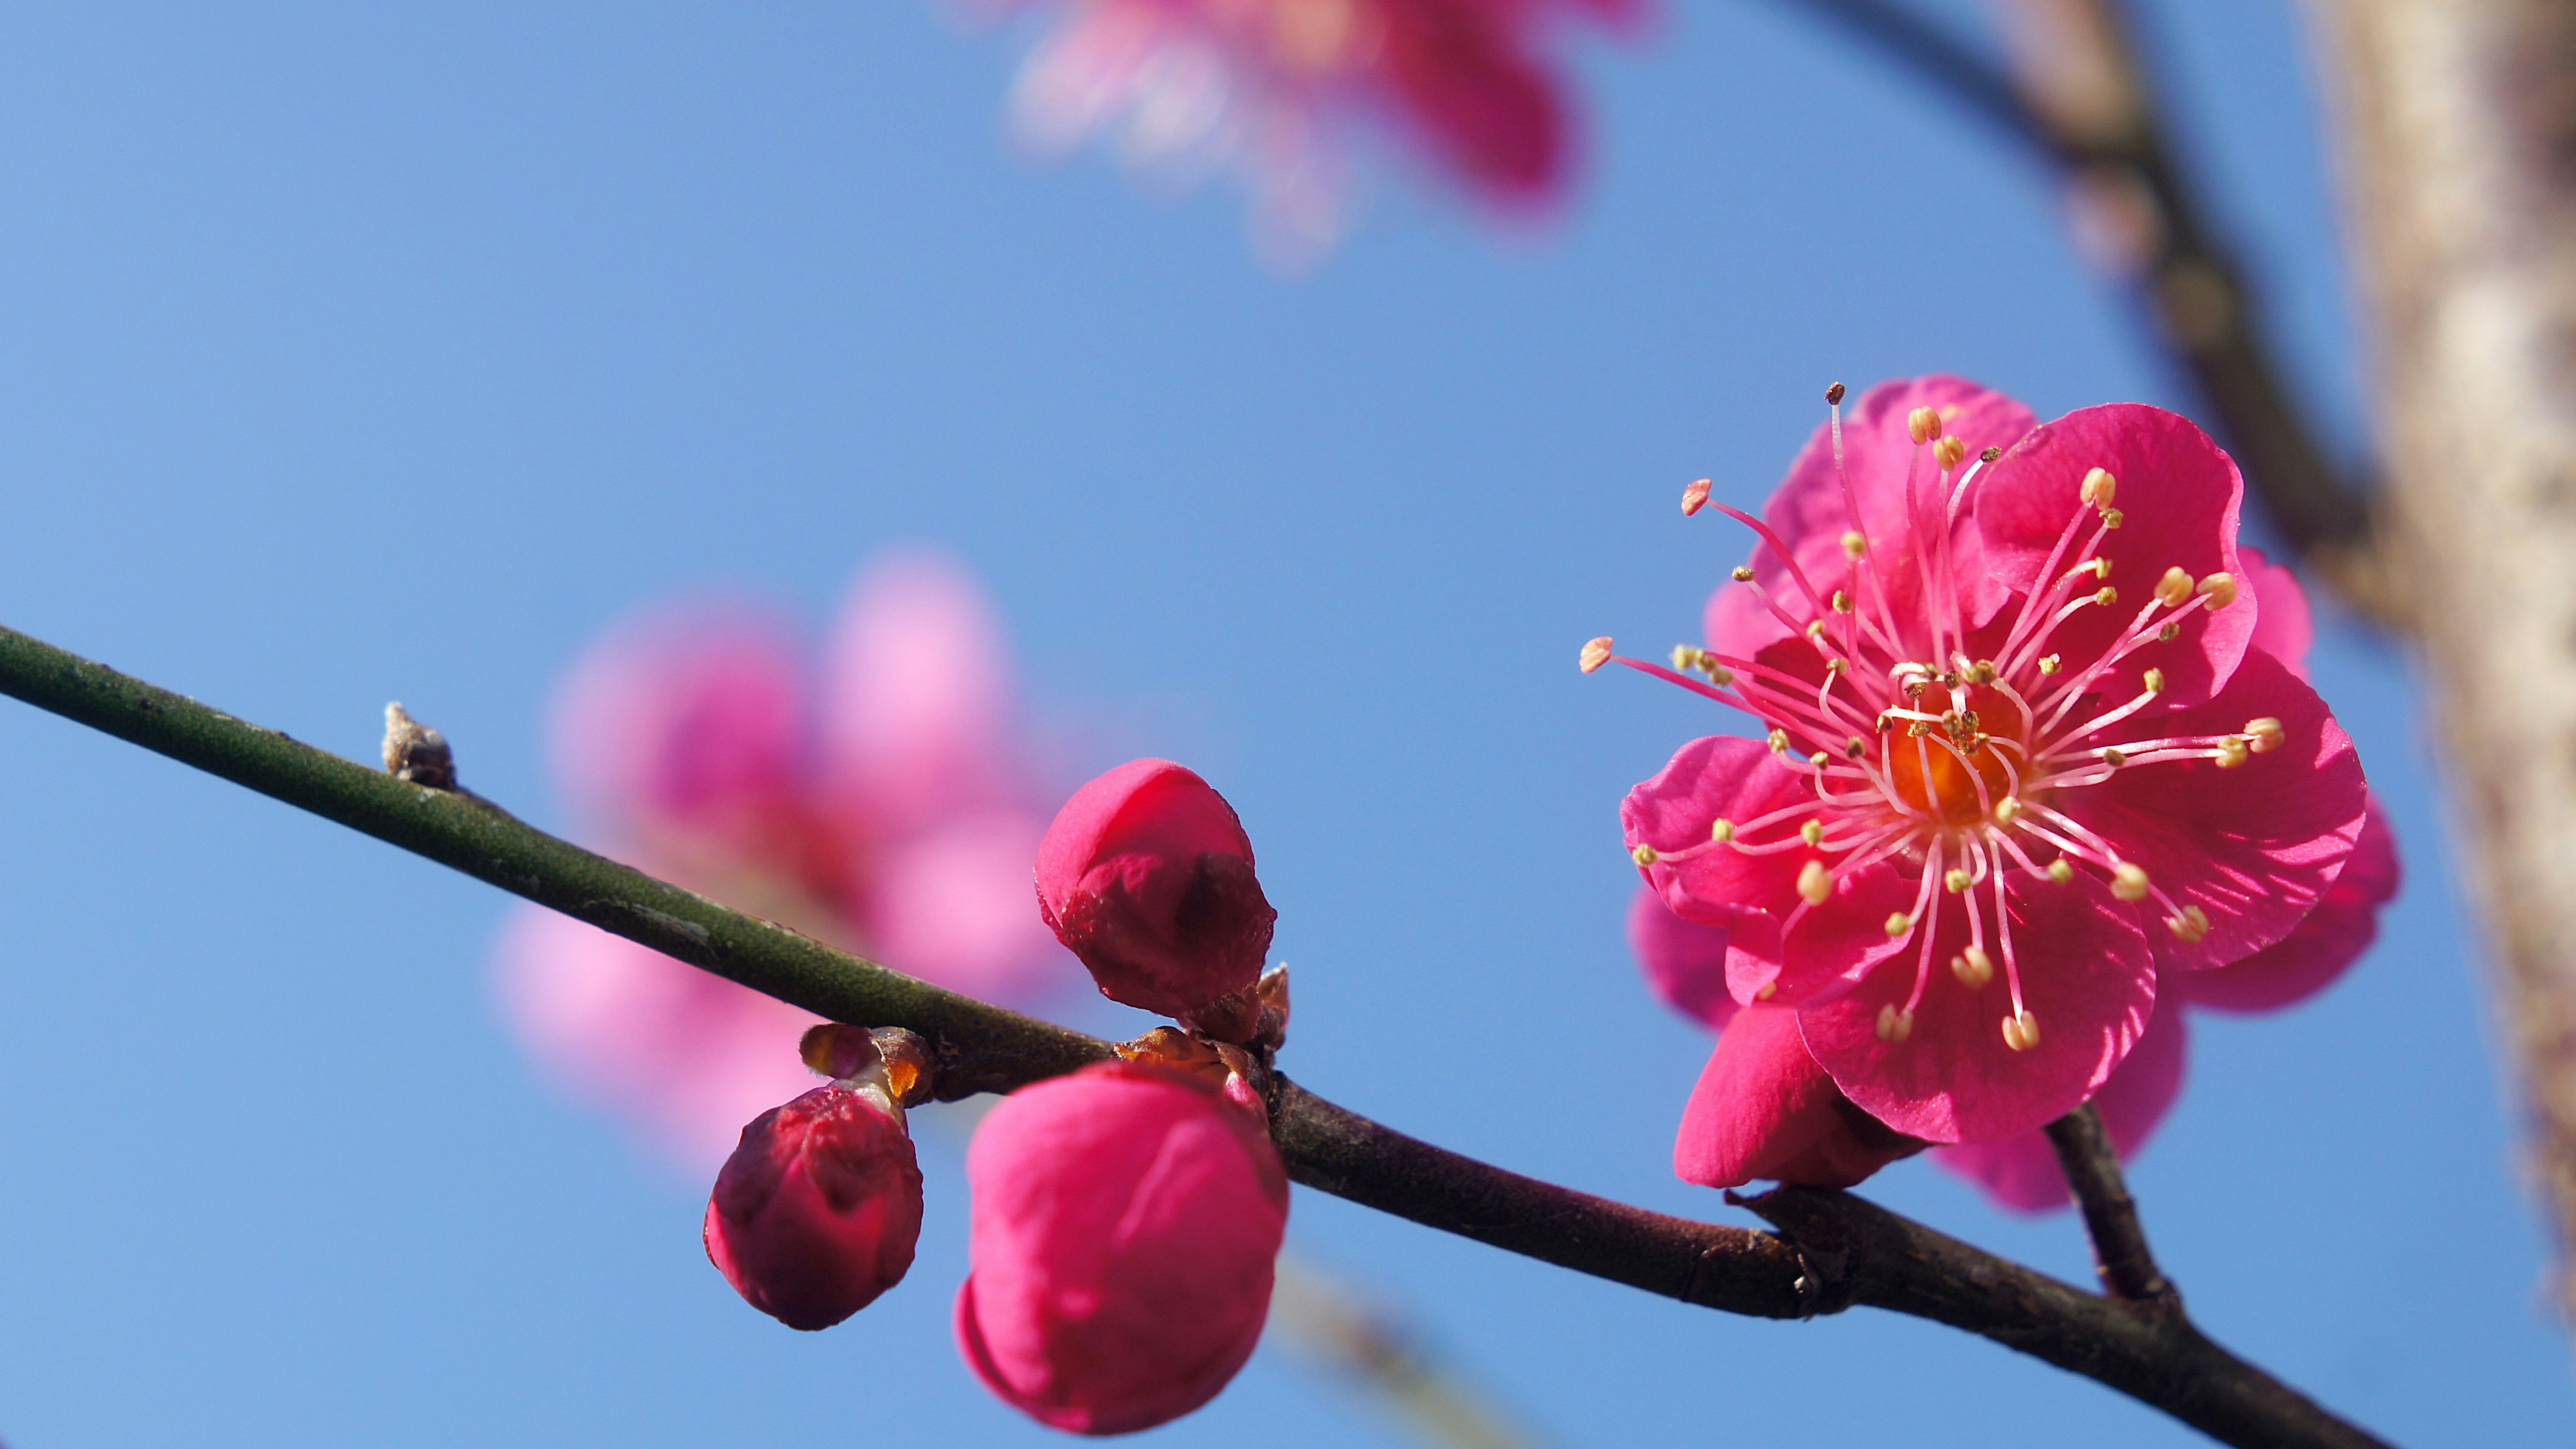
[1621, 733, 1914, 1006]
[1627, 885, 1739, 1031]
[1930, 996, 2189, 1212]
[2177, 797, 2399, 1014]
[549, 600, 810, 854]
[492, 906, 823, 1170]
[1725, 376, 2036, 655]
[1975, 402, 2253, 712]
[1674, 1006, 1922, 1189]
[1800, 867, 2157, 1142]
[821, 549, 1013, 830]
[861, 810, 1075, 1006]
[2057, 648, 2369, 974]
[2240, 546, 2314, 682]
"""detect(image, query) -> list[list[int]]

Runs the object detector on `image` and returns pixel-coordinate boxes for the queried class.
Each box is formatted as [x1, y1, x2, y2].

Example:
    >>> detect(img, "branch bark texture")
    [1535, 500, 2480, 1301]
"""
[2308, 0, 2576, 1311]
[0, 623, 2390, 1448]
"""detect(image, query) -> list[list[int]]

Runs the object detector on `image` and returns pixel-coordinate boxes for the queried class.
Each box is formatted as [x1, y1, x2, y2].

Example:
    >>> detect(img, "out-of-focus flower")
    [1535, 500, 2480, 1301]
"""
[703, 1061, 924, 1330]
[957, 1059, 1289, 1434]
[1036, 758, 1277, 1034]
[494, 551, 1071, 1169]
[986, 0, 1642, 265]
[1606, 376, 2373, 1150]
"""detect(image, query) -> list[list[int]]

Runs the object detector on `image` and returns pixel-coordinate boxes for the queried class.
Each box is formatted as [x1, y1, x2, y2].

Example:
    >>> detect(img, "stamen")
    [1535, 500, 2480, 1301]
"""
[1980, 445, 2001, 462]
[1682, 478, 1712, 515]
[2047, 859, 2074, 883]
[1944, 867, 1972, 892]
[2215, 736, 2252, 768]
[1801, 819, 1824, 846]
[2101, 508, 2125, 529]
[1993, 796, 2022, 825]
[1907, 407, 1941, 445]
[2167, 905, 2211, 943]
[1874, 1004, 1916, 1042]
[1796, 859, 1831, 905]
[1934, 435, 1968, 470]
[1768, 728, 1790, 752]
[2245, 717, 2286, 753]
[2001, 1009, 2041, 1051]
[2111, 861, 2151, 900]
[1732, 565, 1754, 582]
[2142, 667, 2165, 694]
[1842, 531, 1866, 557]
[1884, 911, 1913, 936]
[1631, 845, 1658, 865]
[2197, 572, 2238, 607]
[1580, 637, 1613, 674]
[2154, 566, 2192, 607]
[1951, 945, 1994, 987]
[1711, 818, 1735, 842]
[2039, 654, 2062, 674]
[2080, 467, 2117, 508]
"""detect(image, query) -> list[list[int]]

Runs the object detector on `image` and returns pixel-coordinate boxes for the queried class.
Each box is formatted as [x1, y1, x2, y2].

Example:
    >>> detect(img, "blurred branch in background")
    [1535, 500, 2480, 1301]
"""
[1764, 0, 2396, 621]
[2306, 0, 2576, 1315]
[1270, 1253, 1559, 1449]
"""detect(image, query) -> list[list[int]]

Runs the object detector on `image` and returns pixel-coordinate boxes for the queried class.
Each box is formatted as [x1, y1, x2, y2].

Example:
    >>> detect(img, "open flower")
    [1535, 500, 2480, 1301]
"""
[494, 552, 1072, 1167]
[988, 0, 1640, 264]
[1628, 541, 2399, 1205]
[1603, 377, 2371, 1144]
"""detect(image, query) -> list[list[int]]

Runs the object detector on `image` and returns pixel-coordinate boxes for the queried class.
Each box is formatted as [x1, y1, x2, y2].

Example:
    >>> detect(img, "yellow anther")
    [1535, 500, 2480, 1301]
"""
[1980, 445, 2002, 463]
[1966, 659, 1998, 685]
[2101, 507, 2125, 529]
[1711, 818, 1736, 843]
[2001, 1009, 2041, 1051]
[1809, 750, 1830, 767]
[2090, 557, 2114, 580]
[2167, 905, 2211, 944]
[1908, 406, 1941, 445]
[2142, 667, 2166, 695]
[1768, 728, 1790, 753]
[2080, 467, 2117, 508]
[2100, 747, 2127, 767]
[2038, 653, 2062, 675]
[1934, 435, 1968, 470]
[1682, 478, 1713, 516]
[1801, 819, 1824, 846]
[1707, 663, 1736, 686]
[1754, 980, 1778, 1000]
[1874, 1004, 1915, 1042]
[2197, 572, 2239, 608]
[2157, 622, 2180, 643]
[1993, 796, 2023, 825]
[2155, 566, 2193, 607]
[2111, 861, 2151, 901]
[1732, 565, 1756, 583]
[1806, 619, 1827, 642]
[1945, 868, 1973, 893]
[1580, 637, 1614, 674]
[1831, 589, 1854, 613]
[1670, 643, 1700, 672]
[1844, 736, 1866, 759]
[1631, 844, 1658, 866]
[1796, 859, 1832, 906]
[2047, 859, 2075, 884]
[2094, 586, 2120, 607]
[1884, 912, 1913, 937]
[2245, 717, 2286, 753]
[1826, 657, 1848, 676]
[1953, 947, 1995, 988]
[1841, 530, 1867, 557]
[2215, 737, 2252, 769]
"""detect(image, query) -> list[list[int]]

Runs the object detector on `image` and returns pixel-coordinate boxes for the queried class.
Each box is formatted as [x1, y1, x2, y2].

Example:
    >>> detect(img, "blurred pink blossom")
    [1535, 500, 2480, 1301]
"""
[494, 551, 1073, 1169]
[985, 0, 1641, 265]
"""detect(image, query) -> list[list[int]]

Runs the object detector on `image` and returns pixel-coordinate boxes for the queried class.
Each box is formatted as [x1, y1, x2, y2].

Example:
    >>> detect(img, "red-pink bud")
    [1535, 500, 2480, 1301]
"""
[1035, 759, 1277, 1024]
[956, 1061, 1288, 1434]
[703, 1083, 923, 1331]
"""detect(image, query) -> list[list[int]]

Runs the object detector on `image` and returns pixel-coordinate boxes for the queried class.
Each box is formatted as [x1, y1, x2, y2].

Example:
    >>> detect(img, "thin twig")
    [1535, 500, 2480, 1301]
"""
[0, 623, 2392, 1449]
[1762, 0, 2393, 620]
[2045, 1104, 2174, 1303]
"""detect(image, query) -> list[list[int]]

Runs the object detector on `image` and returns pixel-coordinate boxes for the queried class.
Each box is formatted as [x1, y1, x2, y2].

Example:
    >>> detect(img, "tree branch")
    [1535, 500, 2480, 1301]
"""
[0, 621, 2392, 1449]
[1763, 0, 2394, 620]
[2045, 1103, 2174, 1303]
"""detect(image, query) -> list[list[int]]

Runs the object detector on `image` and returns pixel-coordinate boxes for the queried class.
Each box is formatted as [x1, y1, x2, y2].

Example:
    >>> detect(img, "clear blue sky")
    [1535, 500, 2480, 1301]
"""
[0, 2, 2561, 1444]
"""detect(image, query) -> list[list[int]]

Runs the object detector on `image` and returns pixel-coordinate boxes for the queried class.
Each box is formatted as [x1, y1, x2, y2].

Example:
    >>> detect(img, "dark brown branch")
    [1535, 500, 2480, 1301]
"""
[0, 621, 2393, 1449]
[2045, 1103, 2174, 1303]
[1764, 0, 2392, 619]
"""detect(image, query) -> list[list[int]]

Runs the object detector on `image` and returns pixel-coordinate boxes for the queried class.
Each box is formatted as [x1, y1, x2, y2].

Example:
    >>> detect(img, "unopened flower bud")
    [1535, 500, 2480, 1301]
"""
[1036, 760, 1277, 1030]
[704, 1072, 924, 1332]
[957, 1062, 1288, 1435]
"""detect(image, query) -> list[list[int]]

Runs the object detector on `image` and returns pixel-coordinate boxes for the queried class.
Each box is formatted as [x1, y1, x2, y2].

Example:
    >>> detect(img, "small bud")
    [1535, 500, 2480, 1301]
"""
[1934, 435, 1968, 470]
[2155, 566, 2193, 607]
[958, 1063, 1287, 1434]
[704, 1081, 924, 1332]
[1580, 637, 1614, 674]
[2111, 861, 2151, 901]
[2080, 468, 2117, 508]
[1682, 478, 1713, 515]
[1796, 859, 1831, 906]
[1037, 761, 1277, 1030]
[2245, 717, 2286, 753]
[2197, 572, 2239, 607]
[382, 702, 458, 790]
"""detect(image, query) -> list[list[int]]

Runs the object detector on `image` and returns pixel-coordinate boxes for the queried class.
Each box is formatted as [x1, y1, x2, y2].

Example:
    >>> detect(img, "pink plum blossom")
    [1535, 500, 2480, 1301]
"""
[1605, 377, 2372, 1150]
[1628, 538, 2399, 1208]
[957, 1060, 1289, 1434]
[988, 0, 1640, 264]
[1036, 758, 1277, 1032]
[494, 552, 1072, 1169]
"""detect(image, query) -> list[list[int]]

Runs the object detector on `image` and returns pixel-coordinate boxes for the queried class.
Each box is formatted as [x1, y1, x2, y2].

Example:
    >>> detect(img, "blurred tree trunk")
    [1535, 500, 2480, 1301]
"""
[2310, 0, 2576, 1310]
